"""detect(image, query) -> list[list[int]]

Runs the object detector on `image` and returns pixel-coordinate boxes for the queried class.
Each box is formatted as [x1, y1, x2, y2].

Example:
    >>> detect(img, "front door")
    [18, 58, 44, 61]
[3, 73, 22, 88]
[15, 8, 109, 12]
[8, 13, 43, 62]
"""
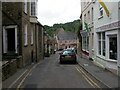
[3, 26, 18, 54]
[7, 28, 15, 52]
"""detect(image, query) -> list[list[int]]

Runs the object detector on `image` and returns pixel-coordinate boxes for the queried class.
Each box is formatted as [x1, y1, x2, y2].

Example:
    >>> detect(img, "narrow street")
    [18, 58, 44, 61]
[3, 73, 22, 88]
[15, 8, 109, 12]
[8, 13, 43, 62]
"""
[9, 52, 107, 89]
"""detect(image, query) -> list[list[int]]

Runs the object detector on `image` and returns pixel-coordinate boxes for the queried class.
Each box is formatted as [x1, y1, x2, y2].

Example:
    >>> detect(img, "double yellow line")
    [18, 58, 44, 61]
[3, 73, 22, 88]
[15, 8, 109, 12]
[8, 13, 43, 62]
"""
[76, 66, 102, 89]
[16, 63, 39, 90]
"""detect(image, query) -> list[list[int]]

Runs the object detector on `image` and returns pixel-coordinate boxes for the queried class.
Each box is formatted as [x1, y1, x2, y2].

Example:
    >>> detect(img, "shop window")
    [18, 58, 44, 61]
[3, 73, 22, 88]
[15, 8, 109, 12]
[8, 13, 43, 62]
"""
[109, 37, 117, 60]
[98, 32, 105, 56]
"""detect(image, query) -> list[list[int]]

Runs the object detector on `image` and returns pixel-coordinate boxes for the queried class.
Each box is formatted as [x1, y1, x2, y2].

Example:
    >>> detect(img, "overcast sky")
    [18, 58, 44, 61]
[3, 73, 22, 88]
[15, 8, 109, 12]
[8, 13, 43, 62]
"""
[37, 0, 81, 26]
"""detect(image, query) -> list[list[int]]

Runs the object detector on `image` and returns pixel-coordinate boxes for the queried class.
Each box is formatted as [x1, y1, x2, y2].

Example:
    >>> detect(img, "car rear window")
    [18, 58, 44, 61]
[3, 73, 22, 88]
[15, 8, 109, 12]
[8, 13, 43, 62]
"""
[62, 50, 75, 55]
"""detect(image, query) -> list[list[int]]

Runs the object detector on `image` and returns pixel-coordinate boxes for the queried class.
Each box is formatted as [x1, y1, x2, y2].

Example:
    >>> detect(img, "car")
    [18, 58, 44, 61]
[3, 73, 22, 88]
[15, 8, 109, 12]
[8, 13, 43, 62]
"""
[59, 50, 77, 63]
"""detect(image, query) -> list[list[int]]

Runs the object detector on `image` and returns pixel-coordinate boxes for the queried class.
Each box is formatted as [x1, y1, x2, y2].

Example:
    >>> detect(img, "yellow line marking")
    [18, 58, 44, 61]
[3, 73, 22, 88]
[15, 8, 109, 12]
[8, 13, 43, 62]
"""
[76, 66, 102, 89]
[77, 66, 102, 89]
[76, 67, 95, 88]
[16, 63, 39, 89]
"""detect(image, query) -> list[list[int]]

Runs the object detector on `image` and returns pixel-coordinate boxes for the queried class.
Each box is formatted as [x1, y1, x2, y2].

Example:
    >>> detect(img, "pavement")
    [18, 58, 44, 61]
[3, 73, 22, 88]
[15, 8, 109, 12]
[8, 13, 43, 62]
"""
[77, 55, 120, 89]
[2, 52, 120, 89]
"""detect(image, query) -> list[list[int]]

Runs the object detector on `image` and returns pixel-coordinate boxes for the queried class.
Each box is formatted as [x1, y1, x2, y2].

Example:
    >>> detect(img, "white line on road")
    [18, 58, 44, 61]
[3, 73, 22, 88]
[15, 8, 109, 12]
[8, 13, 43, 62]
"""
[8, 70, 28, 88]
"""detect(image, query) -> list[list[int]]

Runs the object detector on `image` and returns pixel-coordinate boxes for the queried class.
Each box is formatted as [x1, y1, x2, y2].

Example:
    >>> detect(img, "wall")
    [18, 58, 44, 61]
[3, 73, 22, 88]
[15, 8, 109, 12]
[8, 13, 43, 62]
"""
[0, 1, 2, 89]
[81, 2, 94, 59]
[93, 2, 119, 74]
[0, 1, 2, 61]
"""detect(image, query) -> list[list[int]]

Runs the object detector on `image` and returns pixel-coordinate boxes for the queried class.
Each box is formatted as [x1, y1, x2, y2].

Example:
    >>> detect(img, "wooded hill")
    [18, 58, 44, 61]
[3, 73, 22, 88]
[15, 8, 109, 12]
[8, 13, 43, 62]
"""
[44, 19, 80, 37]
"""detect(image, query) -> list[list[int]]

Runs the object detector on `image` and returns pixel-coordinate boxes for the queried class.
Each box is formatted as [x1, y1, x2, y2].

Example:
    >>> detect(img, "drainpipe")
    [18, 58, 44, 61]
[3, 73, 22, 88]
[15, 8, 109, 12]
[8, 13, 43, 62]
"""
[0, 1, 2, 89]
[35, 24, 38, 62]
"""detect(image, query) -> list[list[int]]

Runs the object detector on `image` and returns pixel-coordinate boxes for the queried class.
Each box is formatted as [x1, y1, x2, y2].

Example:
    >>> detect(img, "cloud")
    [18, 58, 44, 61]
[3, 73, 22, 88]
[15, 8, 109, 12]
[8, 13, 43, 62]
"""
[37, 0, 81, 26]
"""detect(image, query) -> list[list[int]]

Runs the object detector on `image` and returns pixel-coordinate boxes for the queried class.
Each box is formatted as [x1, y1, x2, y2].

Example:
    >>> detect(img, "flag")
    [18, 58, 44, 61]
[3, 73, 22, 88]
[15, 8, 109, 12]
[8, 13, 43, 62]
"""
[84, 22, 89, 32]
[98, 0, 110, 17]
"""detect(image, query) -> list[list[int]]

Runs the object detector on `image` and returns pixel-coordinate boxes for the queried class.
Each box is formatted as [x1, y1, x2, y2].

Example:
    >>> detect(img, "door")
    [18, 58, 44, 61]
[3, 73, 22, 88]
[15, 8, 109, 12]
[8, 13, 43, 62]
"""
[6, 28, 15, 52]
[3, 26, 18, 53]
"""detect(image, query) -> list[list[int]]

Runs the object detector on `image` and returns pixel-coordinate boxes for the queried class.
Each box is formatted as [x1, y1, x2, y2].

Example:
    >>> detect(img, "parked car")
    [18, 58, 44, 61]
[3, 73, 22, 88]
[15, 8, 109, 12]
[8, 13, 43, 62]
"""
[59, 50, 77, 63]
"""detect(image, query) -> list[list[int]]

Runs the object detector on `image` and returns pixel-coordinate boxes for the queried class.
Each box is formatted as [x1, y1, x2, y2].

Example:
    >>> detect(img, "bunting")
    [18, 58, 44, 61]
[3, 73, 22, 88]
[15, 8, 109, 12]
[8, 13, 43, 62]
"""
[98, 0, 110, 17]
[84, 22, 89, 32]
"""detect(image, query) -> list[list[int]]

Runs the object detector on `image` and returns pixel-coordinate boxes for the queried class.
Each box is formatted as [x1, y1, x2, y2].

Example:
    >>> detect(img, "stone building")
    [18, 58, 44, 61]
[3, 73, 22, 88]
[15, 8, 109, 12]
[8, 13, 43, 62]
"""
[0, 2, 1, 56]
[35, 22, 44, 60]
[2, 1, 44, 80]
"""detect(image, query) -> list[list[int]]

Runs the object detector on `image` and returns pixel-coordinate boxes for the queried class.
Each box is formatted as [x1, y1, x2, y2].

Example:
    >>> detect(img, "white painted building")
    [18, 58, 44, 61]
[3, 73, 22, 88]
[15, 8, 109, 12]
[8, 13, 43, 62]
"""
[80, 1, 94, 60]
[93, 1, 120, 75]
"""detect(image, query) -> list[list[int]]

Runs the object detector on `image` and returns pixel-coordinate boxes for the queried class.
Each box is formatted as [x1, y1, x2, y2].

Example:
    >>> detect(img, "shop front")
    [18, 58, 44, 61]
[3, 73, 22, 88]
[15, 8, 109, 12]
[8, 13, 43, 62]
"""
[95, 21, 120, 75]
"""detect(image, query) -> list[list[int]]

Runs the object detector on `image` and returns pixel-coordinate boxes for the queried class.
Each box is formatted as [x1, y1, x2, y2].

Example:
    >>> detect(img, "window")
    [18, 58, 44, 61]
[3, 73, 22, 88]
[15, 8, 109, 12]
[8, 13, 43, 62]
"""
[30, 0, 37, 16]
[59, 41, 62, 44]
[92, 8, 93, 22]
[82, 36, 89, 51]
[109, 37, 117, 60]
[99, 4, 103, 17]
[84, 14, 86, 23]
[87, 36, 89, 51]
[24, 24, 28, 46]
[88, 11, 90, 23]
[24, 0, 27, 14]
[98, 32, 105, 56]
[31, 26, 33, 45]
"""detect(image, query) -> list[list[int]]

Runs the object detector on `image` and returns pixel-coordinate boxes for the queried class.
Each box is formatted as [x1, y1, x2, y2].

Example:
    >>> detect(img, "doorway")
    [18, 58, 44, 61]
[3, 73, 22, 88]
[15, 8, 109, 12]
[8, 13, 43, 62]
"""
[6, 28, 15, 52]
[3, 26, 18, 53]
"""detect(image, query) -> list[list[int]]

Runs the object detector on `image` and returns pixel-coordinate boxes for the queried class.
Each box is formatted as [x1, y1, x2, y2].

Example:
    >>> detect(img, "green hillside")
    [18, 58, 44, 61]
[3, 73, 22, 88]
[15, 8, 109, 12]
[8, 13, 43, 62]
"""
[44, 19, 80, 37]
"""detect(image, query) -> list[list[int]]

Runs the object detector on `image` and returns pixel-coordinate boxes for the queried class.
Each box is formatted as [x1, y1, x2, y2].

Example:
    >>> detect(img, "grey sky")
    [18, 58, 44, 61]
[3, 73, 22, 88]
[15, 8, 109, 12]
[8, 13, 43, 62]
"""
[37, 0, 81, 26]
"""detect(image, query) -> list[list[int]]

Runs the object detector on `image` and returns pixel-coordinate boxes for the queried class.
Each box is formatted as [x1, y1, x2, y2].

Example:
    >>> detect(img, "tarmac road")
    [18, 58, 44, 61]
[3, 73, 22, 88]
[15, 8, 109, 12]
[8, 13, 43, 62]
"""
[7, 52, 108, 89]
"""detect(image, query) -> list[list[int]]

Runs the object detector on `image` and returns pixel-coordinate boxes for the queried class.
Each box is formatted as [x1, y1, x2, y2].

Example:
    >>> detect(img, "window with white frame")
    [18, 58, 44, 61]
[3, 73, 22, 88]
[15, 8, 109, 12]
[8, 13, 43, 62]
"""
[30, 1, 37, 16]
[99, 4, 103, 17]
[82, 36, 89, 51]
[88, 11, 90, 23]
[31, 26, 33, 45]
[84, 14, 86, 23]
[86, 36, 89, 51]
[24, 24, 28, 46]
[98, 32, 105, 56]
[109, 36, 117, 60]
[24, 0, 27, 14]
[92, 8, 93, 22]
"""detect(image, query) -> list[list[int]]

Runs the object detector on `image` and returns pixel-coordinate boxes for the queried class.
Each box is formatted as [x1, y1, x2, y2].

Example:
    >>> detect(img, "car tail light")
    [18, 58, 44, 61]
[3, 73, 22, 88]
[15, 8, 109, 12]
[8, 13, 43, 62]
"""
[60, 54, 64, 57]
[73, 55, 76, 57]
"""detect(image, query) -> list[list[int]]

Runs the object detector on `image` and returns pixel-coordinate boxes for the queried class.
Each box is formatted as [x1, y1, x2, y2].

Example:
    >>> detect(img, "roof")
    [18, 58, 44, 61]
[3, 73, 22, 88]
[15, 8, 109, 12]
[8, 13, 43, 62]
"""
[57, 28, 77, 40]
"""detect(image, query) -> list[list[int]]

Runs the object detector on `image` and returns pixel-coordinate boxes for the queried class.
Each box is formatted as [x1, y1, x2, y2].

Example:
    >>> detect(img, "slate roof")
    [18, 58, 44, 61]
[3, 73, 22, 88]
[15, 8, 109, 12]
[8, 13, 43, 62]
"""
[57, 28, 77, 40]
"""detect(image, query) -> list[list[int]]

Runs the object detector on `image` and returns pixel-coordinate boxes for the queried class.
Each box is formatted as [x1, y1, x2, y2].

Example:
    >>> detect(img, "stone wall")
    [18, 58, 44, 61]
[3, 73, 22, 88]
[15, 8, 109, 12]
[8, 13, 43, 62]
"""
[2, 59, 17, 81]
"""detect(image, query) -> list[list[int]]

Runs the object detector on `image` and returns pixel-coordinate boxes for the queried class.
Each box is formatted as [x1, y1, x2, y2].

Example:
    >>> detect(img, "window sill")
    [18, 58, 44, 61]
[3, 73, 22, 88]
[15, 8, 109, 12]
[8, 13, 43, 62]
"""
[24, 45, 28, 47]
[105, 59, 117, 63]
[97, 55, 117, 63]
[97, 55, 106, 60]
[98, 16, 103, 20]
[24, 11, 28, 15]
